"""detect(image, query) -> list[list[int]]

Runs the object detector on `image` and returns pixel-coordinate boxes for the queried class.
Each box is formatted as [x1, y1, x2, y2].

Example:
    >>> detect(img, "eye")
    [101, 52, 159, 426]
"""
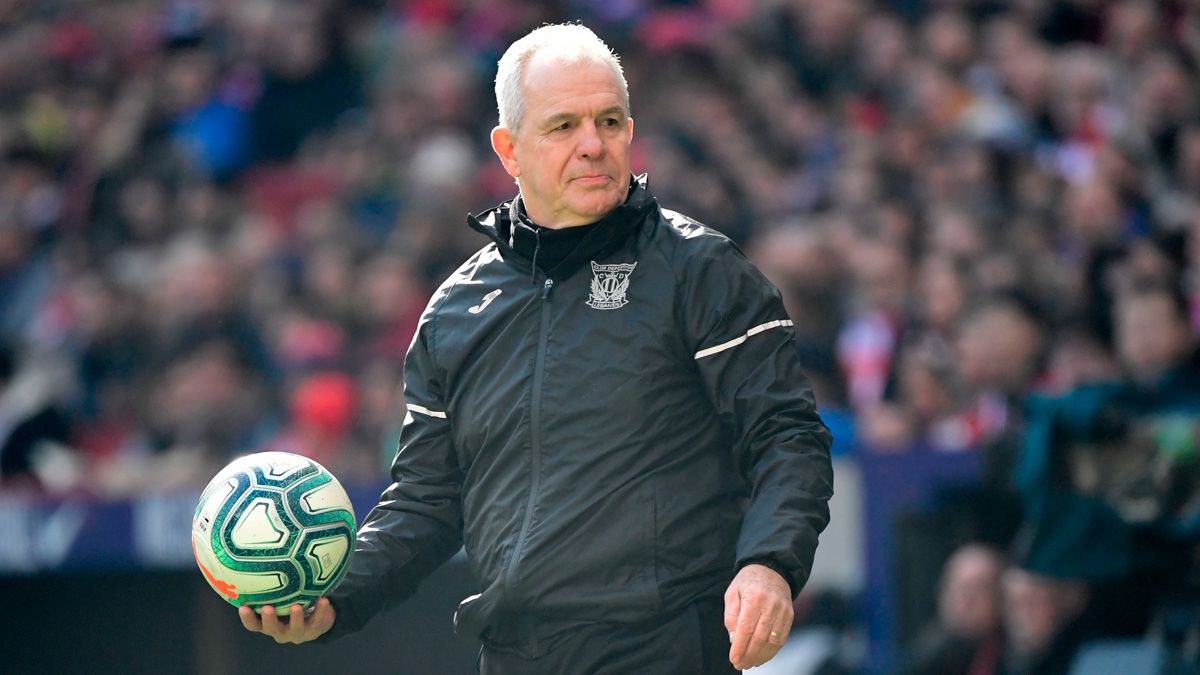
[602, 117, 620, 127]
[552, 121, 571, 132]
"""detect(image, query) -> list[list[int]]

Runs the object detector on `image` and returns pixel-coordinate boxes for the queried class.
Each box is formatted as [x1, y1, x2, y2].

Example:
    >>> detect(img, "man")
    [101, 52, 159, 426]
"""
[240, 24, 834, 673]
[1113, 282, 1196, 387]
[903, 544, 1006, 675]
[1000, 567, 1090, 675]
[0, 341, 73, 487]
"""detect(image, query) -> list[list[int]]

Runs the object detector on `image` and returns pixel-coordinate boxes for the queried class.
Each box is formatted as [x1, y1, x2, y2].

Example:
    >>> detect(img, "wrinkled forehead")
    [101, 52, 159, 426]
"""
[521, 50, 627, 106]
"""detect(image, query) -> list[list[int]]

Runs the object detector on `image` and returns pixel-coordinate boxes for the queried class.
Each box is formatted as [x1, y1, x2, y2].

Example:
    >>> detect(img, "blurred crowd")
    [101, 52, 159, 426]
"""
[2, 0, 1200, 672]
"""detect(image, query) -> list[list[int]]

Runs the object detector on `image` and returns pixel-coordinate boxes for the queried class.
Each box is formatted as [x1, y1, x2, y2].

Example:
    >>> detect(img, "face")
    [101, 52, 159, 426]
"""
[1002, 570, 1059, 654]
[1117, 293, 1192, 381]
[1002, 569, 1086, 656]
[492, 55, 632, 228]
[939, 547, 1002, 639]
[957, 307, 1041, 393]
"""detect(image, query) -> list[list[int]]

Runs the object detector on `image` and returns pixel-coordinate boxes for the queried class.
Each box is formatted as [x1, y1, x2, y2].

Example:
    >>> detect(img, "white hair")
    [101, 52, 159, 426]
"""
[495, 24, 629, 133]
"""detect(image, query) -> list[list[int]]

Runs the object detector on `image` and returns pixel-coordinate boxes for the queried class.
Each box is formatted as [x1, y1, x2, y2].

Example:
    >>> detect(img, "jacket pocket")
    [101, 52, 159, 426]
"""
[454, 580, 505, 642]
[517, 478, 663, 621]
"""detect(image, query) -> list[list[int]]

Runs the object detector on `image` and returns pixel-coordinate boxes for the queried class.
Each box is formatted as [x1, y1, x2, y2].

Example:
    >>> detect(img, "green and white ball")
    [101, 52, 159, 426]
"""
[192, 451, 356, 615]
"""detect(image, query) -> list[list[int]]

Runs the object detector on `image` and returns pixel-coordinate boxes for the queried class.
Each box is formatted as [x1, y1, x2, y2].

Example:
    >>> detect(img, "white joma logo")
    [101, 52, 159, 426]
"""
[468, 289, 502, 314]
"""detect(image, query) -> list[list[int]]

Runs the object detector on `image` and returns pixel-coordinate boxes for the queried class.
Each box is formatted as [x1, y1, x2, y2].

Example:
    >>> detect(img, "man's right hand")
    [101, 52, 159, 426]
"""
[239, 597, 335, 644]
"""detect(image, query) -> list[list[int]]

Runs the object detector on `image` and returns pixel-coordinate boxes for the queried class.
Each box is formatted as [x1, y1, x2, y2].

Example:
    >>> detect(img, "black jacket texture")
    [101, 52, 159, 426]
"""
[325, 175, 834, 655]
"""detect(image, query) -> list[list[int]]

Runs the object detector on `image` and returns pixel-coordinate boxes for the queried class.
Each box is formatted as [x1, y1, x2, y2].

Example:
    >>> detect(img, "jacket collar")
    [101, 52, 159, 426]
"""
[467, 174, 657, 281]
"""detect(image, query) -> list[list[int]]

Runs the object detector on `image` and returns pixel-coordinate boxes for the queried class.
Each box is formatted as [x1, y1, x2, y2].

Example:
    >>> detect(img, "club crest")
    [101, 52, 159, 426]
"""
[586, 261, 637, 310]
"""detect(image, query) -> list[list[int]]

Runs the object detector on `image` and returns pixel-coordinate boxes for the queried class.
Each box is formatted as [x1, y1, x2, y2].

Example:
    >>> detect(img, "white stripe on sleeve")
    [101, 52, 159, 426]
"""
[406, 403, 448, 419]
[693, 319, 794, 360]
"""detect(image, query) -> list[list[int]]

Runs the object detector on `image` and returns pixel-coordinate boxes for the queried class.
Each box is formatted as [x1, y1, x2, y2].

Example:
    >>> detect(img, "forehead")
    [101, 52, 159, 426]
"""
[521, 53, 624, 118]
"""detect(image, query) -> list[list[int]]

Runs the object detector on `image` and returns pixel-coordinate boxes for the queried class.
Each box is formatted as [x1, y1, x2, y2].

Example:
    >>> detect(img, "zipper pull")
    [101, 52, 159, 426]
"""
[542, 278, 554, 299]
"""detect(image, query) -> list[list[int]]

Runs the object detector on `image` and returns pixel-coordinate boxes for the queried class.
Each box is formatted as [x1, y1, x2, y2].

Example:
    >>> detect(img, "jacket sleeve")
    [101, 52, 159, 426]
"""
[321, 313, 464, 640]
[679, 234, 834, 596]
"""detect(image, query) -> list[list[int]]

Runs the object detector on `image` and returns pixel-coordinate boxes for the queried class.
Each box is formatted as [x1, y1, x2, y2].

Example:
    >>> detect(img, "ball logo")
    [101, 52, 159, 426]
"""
[193, 538, 239, 599]
[586, 261, 637, 310]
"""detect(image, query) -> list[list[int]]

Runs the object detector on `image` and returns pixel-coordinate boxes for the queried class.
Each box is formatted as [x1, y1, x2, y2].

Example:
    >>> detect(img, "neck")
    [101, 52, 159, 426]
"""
[518, 175, 636, 229]
[520, 202, 601, 230]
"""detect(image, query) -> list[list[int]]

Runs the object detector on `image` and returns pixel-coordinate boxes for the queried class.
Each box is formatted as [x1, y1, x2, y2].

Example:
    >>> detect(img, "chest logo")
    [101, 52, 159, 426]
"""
[468, 289, 502, 314]
[586, 261, 637, 310]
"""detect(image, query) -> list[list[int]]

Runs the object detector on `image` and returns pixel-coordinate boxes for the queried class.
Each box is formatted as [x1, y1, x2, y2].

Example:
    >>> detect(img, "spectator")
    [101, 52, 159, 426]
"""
[1000, 567, 1090, 675]
[159, 37, 251, 179]
[266, 370, 368, 479]
[247, 2, 364, 163]
[956, 296, 1048, 483]
[838, 239, 911, 412]
[1114, 283, 1197, 387]
[904, 544, 1006, 675]
[0, 341, 74, 490]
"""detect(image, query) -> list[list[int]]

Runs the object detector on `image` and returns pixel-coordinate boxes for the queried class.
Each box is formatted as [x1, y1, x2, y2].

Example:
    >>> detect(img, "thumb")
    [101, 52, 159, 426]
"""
[724, 587, 741, 635]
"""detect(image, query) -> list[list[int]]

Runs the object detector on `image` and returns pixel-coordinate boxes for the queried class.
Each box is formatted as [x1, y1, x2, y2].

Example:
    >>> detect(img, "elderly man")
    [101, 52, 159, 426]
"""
[240, 23, 833, 673]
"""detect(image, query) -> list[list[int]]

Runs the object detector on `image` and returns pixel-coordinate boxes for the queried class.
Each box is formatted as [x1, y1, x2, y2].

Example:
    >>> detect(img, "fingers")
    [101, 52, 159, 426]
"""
[751, 607, 775, 649]
[310, 597, 336, 635]
[728, 594, 758, 667]
[758, 597, 793, 647]
[776, 606, 794, 643]
[725, 564, 797, 669]
[260, 605, 286, 643]
[726, 587, 794, 669]
[736, 599, 793, 669]
[286, 604, 305, 642]
[723, 586, 741, 636]
[239, 605, 262, 633]
[239, 600, 334, 644]
[745, 603, 789, 665]
[729, 595, 787, 662]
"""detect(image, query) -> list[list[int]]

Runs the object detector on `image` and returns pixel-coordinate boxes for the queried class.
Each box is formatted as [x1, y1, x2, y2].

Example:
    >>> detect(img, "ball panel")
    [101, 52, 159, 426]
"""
[286, 474, 357, 531]
[218, 488, 298, 560]
[195, 478, 237, 523]
[300, 478, 356, 518]
[221, 558, 303, 607]
[305, 536, 350, 584]
[296, 527, 354, 589]
[251, 454, 319, 489]
[230, 498, 288, 548]
[201, 469, 257, 568]
[225, 569, 290, 595]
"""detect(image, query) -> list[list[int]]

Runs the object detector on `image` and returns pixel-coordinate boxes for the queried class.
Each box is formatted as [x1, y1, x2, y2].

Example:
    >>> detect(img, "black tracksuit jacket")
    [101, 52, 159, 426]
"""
[324, 175, 834, 656]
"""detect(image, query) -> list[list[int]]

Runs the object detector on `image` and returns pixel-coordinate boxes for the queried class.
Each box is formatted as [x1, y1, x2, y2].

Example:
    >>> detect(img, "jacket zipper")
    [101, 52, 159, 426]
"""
[504, 276, 555, 600]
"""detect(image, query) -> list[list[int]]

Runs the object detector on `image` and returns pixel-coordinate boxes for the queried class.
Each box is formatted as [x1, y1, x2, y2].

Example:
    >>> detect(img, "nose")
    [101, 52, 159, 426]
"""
[576, 121, 604, 159]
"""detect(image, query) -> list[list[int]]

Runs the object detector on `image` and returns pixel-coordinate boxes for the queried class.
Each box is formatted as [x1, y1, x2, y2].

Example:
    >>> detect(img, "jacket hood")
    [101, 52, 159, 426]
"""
[466, 173, 657, 282]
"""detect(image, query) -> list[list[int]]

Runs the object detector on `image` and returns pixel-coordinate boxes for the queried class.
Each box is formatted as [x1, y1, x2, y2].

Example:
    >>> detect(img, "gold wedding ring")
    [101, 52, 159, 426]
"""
[769, 631, 780, 639]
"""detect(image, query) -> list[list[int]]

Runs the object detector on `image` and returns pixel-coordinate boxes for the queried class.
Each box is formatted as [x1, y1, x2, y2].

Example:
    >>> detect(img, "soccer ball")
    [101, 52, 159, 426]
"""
[192, 451, 356, 615]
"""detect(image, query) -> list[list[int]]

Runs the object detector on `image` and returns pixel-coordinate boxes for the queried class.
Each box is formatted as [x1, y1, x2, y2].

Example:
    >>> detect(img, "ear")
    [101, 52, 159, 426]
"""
[491, 126, 520, 179]
[627, 116, 634, 143]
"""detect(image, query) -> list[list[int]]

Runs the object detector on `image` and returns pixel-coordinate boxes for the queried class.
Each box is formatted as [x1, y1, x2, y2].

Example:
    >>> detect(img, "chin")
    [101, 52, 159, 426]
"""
[570, 190, 624, 219]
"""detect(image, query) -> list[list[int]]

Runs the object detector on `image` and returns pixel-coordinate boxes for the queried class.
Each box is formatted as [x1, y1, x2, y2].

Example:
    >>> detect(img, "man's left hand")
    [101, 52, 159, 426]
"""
[724, 563, 794, 670]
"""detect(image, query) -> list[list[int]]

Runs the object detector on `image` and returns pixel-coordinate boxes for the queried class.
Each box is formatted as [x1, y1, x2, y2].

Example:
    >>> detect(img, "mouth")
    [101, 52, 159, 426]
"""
[572, 175, 612, 185]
